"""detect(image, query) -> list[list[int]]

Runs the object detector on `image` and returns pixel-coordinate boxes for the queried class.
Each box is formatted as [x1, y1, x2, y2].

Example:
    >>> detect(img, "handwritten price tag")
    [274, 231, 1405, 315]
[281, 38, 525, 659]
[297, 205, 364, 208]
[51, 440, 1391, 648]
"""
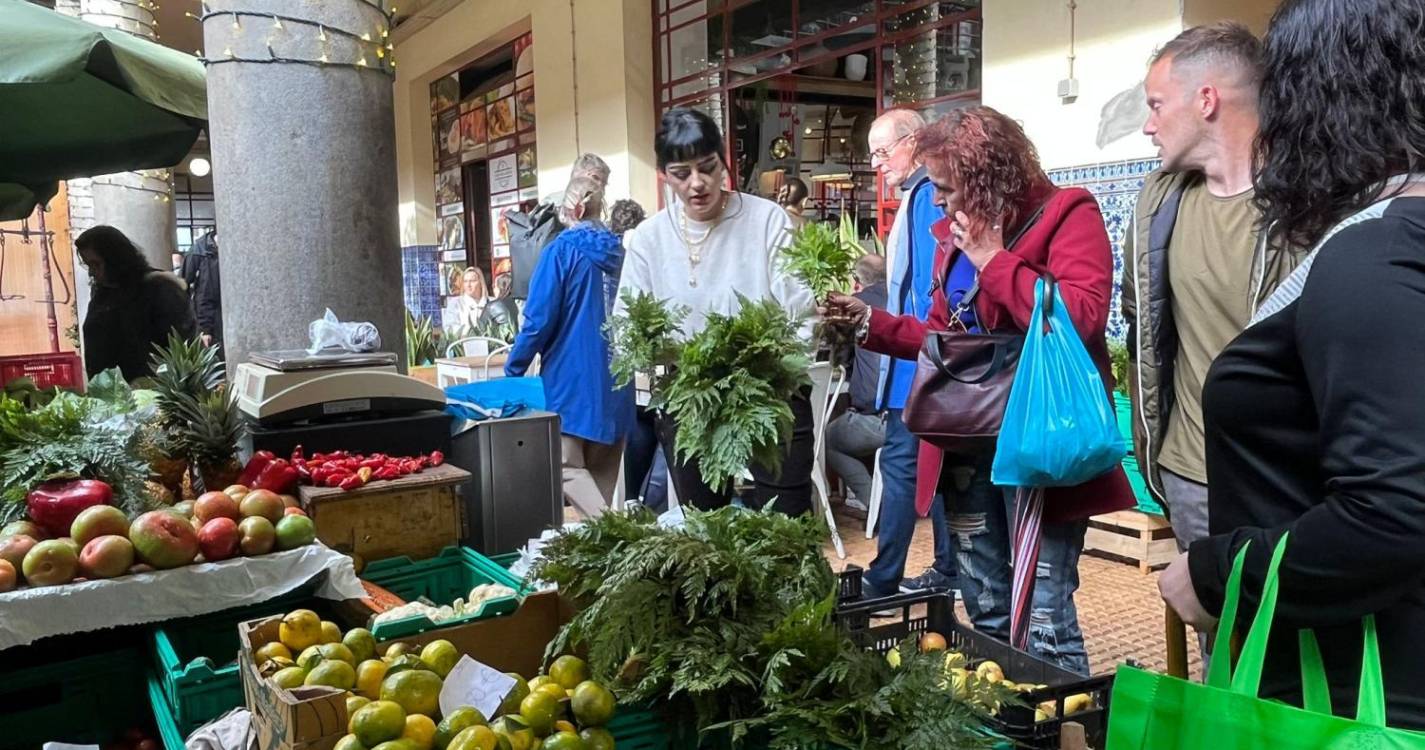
[439, 655, 518, 721]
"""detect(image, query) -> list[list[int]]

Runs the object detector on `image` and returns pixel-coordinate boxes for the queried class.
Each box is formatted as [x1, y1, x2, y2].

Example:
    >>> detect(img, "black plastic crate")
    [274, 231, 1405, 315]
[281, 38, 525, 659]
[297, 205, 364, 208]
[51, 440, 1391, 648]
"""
[834, 568, 1114, 749]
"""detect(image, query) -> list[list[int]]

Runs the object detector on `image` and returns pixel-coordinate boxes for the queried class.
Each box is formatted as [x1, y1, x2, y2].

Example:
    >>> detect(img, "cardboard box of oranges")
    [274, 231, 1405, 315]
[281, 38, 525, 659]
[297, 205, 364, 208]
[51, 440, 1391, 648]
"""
[238, 615, 350, 750]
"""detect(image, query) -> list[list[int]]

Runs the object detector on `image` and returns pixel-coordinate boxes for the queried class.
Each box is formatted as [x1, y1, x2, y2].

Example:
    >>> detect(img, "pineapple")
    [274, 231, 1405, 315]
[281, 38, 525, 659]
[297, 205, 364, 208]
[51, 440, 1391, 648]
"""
[175, 386, 245, 492]
[147, 333, 225, 491]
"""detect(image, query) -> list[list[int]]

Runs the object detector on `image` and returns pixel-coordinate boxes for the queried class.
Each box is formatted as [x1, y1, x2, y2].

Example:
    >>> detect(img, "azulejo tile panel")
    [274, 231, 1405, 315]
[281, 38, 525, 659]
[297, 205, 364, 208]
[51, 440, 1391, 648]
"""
[1048, 157, 1161, 343]
[401, 245, 442, 325]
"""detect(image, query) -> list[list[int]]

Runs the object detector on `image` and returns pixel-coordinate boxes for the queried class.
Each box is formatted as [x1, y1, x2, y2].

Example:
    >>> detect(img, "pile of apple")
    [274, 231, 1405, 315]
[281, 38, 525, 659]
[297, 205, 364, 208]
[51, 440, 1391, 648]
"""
[0, 485, 318, 592]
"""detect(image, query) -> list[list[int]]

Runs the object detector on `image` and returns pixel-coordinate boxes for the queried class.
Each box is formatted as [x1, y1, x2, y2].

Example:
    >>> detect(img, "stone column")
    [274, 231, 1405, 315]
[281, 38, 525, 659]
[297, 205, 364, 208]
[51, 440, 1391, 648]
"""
[202, 0, 405, 370]
[55, 0, 177, 277]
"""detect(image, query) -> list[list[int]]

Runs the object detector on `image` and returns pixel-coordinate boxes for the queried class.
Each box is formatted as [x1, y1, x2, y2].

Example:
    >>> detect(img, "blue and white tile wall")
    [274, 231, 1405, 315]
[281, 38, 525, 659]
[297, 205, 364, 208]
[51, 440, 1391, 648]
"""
[1047, 157, 1161, 343]
[401, 245, 442, 327]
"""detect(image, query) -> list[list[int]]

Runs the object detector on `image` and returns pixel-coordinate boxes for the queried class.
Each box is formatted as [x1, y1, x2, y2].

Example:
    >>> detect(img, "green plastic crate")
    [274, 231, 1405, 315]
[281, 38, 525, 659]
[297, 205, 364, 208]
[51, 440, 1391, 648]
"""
[606, 707, 675, 750]
[362, 545, 526, 640]
[0, 646, 150, 750]
[149, 673, 187, 750]
[147, 590, 328, 737]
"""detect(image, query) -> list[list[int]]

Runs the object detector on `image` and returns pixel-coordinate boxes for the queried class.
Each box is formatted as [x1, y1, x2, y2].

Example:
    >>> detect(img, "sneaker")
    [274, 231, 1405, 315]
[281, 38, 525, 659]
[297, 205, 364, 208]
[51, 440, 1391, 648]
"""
[845, 494, 870, 512]
[859, 576, 901, 616]
[900, 568, 958, 594]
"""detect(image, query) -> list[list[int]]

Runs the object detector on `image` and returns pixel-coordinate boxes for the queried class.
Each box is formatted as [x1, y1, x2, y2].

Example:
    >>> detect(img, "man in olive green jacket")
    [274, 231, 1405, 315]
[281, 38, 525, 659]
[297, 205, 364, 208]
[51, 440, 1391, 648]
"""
[1122, 24, 1298, 553]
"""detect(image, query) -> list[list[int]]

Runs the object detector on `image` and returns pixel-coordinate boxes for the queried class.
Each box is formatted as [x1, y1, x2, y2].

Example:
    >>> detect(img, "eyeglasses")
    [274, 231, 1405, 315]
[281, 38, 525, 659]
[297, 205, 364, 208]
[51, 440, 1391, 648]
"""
[870, 132, 914, 161]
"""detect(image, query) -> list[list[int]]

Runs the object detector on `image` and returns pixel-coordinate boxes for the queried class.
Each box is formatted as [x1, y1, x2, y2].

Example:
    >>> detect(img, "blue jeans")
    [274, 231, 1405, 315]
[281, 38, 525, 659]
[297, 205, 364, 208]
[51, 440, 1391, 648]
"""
[625, 406, 669, 511]
[947, 454, 1090, 675]
[865, 409, 956, 595]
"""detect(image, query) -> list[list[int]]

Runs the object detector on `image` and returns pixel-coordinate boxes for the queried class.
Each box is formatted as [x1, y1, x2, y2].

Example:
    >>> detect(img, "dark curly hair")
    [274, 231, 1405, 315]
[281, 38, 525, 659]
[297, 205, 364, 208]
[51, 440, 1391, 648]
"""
[913, 106, 1051, 236]
[1253, 0, 1425, 249]
[75, 225, 156, 288]
[608, 199, 647, 238]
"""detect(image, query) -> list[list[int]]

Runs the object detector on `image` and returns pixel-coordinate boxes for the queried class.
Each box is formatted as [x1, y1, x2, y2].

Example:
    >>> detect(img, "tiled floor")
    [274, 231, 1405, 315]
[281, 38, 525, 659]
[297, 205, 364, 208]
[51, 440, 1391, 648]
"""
[823, 509, 1203, 680]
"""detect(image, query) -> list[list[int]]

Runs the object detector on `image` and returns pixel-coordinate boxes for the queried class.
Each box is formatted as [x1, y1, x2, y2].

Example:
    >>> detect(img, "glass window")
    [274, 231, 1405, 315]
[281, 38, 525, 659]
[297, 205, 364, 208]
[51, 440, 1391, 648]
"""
[881, 18, 981, 107]
[882, 0, 979, 19]
[729, 0, 793, 60]
[797, 0, 874, 36]
[666, 8, 724, 82]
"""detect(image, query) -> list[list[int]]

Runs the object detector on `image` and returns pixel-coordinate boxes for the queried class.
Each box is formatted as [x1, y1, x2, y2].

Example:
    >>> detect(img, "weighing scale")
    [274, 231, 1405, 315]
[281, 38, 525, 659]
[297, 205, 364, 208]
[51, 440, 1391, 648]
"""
[234, 349, 452, 459]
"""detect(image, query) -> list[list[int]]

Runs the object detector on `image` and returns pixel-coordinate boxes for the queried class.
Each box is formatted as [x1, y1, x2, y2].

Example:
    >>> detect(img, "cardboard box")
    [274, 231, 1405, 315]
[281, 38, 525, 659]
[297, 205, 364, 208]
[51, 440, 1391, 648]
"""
[376, 590, 574, 679]
[237, 616, 349, 750]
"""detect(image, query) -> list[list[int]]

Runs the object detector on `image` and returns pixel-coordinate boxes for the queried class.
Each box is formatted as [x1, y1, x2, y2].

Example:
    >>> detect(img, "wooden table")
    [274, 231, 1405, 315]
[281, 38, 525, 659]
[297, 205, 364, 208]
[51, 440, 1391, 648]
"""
[299, 463, 471, 563]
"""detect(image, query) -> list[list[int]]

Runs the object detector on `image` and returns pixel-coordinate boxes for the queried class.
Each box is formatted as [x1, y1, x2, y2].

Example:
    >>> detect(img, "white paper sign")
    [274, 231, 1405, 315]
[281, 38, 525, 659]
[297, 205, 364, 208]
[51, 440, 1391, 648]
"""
[489, 153, 518, 194]
[439, 655, 518, 721]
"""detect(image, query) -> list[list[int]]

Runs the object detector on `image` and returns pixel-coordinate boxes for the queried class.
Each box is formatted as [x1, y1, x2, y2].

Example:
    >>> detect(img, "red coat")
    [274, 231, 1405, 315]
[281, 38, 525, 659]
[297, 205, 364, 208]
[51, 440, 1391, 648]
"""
[863, 183, 1135, 524]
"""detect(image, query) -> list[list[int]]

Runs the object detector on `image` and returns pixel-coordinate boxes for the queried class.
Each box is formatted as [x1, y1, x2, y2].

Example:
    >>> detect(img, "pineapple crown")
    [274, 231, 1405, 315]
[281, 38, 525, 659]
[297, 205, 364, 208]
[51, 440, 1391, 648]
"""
[173, 386, 244, 468]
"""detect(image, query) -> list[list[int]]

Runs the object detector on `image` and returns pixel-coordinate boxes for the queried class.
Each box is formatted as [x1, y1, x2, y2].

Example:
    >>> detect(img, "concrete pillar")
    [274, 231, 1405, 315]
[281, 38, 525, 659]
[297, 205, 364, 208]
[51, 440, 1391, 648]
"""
[202, 0, 406, 370]
[55, 0, 178, 277]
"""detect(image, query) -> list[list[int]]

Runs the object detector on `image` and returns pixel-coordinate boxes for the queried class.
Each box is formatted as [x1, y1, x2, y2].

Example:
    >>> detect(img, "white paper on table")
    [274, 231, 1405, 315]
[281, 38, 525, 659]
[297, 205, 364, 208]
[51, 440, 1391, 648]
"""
[439, 655, 518, 721]
[0, 544, 365, 651]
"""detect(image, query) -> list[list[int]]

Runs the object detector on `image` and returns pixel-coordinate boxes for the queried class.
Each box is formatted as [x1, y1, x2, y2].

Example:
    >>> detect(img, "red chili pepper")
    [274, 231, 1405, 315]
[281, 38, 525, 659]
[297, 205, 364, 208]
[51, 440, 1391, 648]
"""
[360, 457, 384, 469]
[428, 450, 445, 466]
[296, 463, 312, 481]
[344, 458, 362, 471]
[403, 460, 420, 474]
[254, 458, 301, 494]
[338, 475, 364, 492]
[291, 445, 304, 462]
[237, 451, 277, 487]
[324, 473, 350, 488]
[373, 466, 399, 481]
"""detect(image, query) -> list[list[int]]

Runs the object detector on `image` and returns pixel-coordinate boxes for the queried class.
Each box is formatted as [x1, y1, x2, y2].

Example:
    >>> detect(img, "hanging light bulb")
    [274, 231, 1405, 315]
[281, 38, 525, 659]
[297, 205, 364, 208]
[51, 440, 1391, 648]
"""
[357, 55, 368, 67]
[318, 25, 327, 42]
[361, 32, 371, 41]
[223, 45, 233, 57]
[231, 15, 239, 30]
[319, 51, 329, 63]
[272, 15, 282, 29]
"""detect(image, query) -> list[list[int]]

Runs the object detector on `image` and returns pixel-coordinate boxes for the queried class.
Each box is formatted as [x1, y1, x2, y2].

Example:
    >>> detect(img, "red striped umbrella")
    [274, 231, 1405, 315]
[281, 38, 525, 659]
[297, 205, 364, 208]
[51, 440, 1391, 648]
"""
[1009, 486, 1046, 651]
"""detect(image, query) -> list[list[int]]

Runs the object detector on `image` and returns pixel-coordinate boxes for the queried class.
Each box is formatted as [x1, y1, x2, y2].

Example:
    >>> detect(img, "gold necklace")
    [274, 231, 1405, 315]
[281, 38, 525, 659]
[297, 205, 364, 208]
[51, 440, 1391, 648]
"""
[677, 192, 729, 287]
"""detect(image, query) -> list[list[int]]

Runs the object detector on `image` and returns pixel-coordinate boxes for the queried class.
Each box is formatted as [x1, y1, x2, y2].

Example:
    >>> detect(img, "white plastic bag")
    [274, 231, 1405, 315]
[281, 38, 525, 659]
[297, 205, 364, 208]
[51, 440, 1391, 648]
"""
[306, 308, 381, 354]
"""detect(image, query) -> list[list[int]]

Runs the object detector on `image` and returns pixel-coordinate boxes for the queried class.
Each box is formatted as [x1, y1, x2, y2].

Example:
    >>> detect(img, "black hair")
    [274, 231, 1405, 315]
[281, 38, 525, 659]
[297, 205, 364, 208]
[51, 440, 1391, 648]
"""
[779, 177, 808, 206]
[655, 107, 727, 170]
[608, 199, 647, 238]
[75, 225, 155, 287]
[1253, 0, 1425, 249]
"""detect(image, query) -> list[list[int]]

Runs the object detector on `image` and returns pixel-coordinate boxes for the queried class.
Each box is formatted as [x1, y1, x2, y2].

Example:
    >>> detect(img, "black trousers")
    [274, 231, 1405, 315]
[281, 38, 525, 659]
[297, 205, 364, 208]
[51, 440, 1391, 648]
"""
[653, 387, 815, 516]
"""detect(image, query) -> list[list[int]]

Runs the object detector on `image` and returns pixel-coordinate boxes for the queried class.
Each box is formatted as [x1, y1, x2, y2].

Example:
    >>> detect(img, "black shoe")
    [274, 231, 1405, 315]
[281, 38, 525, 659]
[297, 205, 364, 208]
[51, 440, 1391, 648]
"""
[900, 568, 958, 594]
[860, 576, 901, 617]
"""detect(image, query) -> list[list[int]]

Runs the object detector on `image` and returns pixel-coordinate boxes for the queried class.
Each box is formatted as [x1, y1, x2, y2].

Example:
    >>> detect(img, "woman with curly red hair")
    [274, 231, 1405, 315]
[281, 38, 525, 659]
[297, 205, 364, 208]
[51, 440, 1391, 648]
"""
[826, 106, 1135, 672]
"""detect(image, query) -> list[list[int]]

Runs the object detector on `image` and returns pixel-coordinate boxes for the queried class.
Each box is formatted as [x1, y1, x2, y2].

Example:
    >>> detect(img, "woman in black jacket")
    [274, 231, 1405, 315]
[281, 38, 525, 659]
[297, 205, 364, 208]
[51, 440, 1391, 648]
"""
[77, 226, 198, 381]
[1159, 0, 1425, 726]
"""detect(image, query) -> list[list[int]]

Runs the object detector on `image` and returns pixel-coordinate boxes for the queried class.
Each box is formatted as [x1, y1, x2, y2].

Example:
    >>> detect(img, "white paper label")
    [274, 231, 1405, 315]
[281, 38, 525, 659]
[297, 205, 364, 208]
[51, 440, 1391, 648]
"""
[439, 655, 518, 721]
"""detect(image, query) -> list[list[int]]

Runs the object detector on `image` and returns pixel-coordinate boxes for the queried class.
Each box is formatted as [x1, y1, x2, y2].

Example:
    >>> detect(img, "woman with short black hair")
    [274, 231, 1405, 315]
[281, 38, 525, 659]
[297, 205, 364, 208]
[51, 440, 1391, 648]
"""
[616, 107, 816, 514]
[76, 225, 198, 381]
[1158, 0, 1425, 724]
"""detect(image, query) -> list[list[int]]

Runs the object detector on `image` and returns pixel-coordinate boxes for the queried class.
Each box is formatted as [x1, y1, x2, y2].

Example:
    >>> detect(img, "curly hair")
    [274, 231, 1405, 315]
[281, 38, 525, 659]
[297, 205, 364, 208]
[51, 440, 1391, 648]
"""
[75, 225, 156, 288]
[1253, 0, 1425, 249]
[608, 199, 647, 238]
[913, 106, 1050, 235]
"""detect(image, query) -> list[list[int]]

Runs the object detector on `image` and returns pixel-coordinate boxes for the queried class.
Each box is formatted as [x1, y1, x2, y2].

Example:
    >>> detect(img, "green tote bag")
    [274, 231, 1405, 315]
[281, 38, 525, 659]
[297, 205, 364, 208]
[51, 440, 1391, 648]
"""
[1106, 534, 1425, 750]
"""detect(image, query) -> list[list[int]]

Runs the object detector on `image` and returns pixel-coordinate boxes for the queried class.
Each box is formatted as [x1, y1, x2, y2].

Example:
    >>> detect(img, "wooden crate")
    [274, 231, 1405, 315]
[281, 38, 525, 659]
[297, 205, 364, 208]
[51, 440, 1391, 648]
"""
[1084, 510, 1177, 574]
[237, 616, 347, 750]
[298, 463, 469, 563]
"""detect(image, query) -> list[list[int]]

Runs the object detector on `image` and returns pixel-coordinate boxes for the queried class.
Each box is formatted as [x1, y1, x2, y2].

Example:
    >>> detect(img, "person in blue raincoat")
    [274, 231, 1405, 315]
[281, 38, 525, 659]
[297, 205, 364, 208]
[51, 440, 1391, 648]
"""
[505, 173, 635, 518]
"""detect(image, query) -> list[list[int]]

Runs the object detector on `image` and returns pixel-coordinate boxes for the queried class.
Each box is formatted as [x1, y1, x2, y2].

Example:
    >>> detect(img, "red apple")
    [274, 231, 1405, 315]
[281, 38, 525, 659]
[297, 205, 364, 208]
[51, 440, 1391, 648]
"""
[1, 520, 44, 540]
[0, 534, 37, 573]
[238, 516, 276, 556]
[239, 489, 285, 523]
[198, 517, 241, 562]
[78, 535, 135, 579]
[71, 505, 130, 547]
[129, 511, 199, 569]
[194, 491, 241, 525]
[22, 539, 78, 586]
[0, 559, 15, 592]
[283, 506, 307, 517]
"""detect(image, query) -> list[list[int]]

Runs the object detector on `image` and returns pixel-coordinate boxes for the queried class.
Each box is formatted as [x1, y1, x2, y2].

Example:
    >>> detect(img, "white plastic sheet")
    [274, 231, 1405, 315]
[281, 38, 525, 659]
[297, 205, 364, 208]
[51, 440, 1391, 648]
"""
[0, 544, 365, 650]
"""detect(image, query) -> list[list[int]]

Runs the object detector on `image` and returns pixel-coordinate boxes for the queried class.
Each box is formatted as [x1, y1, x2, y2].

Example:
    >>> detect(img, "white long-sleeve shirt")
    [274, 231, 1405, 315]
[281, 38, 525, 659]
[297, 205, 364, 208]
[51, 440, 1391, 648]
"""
[617, 192, 815, 342]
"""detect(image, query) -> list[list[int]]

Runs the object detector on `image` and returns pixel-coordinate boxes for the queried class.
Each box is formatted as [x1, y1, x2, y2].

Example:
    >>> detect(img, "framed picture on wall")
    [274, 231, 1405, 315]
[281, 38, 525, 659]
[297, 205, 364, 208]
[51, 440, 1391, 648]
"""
[489, 206, 514, 246]
[487, 98, 516, 140]
[489, 153, 518, 194]
[516, 73, 534, 91]
[437, 110, 461, 162]
[435, 167, 462, 206]
[440, 261, 468, 296]
[515, 88, 535, 132]
[460, 107, 486, 153]
[517, 147, 537, 188]
[431, 74, 459, 113]
[438, 216, 465, 251]
[493, 257, 512, 280]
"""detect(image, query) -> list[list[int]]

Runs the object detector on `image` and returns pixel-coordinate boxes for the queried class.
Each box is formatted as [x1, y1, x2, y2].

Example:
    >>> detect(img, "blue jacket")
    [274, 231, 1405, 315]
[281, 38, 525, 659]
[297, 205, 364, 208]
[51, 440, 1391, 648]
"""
[505, 223, 634, 444]
[876, 167, 941, 410]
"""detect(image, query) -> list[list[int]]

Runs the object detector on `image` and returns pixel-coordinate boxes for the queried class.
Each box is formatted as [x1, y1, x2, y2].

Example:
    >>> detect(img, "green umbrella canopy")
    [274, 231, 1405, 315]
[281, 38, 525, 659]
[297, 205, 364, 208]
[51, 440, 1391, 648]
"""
[0, 0, 207, 220]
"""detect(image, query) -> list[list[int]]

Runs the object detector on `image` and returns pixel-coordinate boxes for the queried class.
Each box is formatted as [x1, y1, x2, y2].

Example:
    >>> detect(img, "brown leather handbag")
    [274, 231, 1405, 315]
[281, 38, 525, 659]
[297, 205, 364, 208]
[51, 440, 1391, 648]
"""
[902, 208, 1048, 451]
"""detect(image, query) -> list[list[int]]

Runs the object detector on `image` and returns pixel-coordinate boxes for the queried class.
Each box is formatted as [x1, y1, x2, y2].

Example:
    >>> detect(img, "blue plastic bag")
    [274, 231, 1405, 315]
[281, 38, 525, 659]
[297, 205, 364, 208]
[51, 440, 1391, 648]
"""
[991, 278, 1125, 487]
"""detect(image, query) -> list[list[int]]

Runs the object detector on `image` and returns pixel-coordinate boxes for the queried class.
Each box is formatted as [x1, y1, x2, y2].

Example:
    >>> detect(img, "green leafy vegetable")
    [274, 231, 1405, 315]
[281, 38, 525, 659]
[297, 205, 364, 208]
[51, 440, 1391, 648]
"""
[0, 373, 155, 524]
[532, 507, 996, 750]
[663, 296, 811, 491]
[783, 219, 861, 302]
[606, 290, 687, 391]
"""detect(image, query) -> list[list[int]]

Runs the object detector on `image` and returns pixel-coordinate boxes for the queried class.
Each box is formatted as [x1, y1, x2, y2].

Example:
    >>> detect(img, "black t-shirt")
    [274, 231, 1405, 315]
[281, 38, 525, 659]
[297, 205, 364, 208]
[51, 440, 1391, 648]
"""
[1188, 197, 1425, 727]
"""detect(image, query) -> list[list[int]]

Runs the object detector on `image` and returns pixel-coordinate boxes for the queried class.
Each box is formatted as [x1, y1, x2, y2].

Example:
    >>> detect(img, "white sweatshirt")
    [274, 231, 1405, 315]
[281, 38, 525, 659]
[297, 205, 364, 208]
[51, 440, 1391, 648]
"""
[617, 192, 815, 342]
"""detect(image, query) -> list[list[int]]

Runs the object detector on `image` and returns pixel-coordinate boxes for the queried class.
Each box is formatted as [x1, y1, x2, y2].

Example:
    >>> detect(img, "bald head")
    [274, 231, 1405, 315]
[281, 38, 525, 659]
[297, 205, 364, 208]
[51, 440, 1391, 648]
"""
[853, 253, 886, 288]
[869, 108, 928, 188]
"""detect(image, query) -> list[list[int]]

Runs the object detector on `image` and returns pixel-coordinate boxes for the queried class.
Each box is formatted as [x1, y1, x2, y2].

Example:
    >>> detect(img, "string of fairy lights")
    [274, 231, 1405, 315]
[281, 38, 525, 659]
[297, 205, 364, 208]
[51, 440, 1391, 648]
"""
[92, 169, 175, 203]
[192, 2, 398, 74]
